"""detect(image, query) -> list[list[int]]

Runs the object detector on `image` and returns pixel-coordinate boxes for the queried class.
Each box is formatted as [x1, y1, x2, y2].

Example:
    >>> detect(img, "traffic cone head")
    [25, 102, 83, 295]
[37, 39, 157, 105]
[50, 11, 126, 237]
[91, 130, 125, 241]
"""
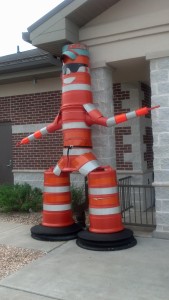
[61, 44, 93, 106]
[62, 44, 90, 65]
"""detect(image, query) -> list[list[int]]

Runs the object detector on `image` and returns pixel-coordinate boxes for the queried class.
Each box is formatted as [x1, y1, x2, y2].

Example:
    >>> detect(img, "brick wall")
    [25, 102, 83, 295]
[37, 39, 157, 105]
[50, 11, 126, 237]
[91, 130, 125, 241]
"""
[12, 132, 63, 169]
[113, 82, 153, 171]
[141, 83, 153, 169]
[141, 82, 151, 118]
[143, 127, 153, 169]
[0, 91, 62, 170]
[0, 91, 61, 124]
[113, 83, 133, 171]
[115, 127, 133, 170]
[113, 83, 130, 114]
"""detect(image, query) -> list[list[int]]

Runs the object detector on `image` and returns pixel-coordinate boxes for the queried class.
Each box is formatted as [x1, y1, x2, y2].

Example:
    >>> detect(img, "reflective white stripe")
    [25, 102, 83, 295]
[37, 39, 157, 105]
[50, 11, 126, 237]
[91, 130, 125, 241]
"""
[126, 111, 137, 120]
[63, 148, 92, 155]
[89, 187, 118, 195]
[62, 84, 91, 93]
[83, 103, 96, 112]
[79, 160, 100, 176]
[40, 127, 48, 135]
[28, 134, 36, 141]
[106, 117, 116, 127]
[44, 186, 70, 193]
[43, 204, 71, 211]
[89, 206, 121, 215]
[53, 165, 61, 176]
[62, 122, 90, 130]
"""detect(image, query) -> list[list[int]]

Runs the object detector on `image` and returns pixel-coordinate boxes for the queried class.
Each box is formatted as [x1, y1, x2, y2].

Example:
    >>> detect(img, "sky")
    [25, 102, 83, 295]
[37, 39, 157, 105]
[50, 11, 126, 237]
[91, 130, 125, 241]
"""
[0, 0, 64, 57]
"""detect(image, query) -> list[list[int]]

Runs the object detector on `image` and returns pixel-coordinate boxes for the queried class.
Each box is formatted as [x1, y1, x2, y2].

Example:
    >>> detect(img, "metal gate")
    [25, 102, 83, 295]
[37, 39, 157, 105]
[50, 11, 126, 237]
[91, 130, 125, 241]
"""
[118, 177, 156, 227]
[0, 123, 13, 184]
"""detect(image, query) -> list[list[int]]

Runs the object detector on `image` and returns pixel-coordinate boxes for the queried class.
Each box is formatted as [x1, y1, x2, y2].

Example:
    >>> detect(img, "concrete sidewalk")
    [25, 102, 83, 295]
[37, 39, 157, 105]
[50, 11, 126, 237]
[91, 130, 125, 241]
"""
[0, 222, 169, 300]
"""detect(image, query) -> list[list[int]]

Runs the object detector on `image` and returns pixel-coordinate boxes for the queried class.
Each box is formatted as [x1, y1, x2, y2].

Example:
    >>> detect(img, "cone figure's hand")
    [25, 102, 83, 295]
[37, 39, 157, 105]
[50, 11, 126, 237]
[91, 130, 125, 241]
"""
[16, 137, 30, 147]
[84, 103, 160, 127]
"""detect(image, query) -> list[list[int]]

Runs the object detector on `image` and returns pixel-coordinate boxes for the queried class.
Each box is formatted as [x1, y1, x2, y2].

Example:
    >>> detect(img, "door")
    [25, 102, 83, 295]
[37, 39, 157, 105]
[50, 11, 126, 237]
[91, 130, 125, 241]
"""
[0, 123, 13, 184]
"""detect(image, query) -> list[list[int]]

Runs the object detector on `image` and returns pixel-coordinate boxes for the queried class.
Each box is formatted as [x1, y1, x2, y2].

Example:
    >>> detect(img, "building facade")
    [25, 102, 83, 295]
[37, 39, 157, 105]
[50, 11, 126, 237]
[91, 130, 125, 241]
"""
[1, 0, 169, 238]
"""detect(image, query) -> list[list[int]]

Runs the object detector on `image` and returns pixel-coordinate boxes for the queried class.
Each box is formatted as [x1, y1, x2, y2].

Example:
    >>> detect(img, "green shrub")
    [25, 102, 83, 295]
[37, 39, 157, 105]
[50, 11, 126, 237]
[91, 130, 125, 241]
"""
[70, 184, 85, 211]
[0, 183, 42, 213]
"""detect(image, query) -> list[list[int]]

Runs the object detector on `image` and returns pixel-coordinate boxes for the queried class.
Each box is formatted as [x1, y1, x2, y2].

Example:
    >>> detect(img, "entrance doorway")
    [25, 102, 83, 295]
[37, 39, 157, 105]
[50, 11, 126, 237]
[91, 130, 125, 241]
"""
[0, 123, 13, 184]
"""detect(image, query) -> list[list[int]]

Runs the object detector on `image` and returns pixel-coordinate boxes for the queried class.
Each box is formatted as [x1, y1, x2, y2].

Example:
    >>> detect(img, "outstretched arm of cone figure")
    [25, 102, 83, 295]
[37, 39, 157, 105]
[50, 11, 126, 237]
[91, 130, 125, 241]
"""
[84, 103, 160, 127]
[16, 114, 62, 146]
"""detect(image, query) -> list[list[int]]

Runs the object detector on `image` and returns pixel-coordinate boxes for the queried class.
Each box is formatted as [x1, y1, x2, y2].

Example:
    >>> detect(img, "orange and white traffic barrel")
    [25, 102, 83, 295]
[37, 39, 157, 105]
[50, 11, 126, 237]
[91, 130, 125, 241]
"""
[42, 168, 73, 227]
[31, 168, 82, 241]
[76, 166, 137, 251]
[88, 166, 124, 233]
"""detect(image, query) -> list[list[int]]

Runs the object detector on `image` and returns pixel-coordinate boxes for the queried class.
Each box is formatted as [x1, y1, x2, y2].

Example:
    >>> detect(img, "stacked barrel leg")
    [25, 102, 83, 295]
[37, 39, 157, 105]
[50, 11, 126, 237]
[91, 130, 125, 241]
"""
[88, 166, 124, 234]
[42, 169, 73, 227]
[77, 166, 137, 251]
[31, 168, 82, 241]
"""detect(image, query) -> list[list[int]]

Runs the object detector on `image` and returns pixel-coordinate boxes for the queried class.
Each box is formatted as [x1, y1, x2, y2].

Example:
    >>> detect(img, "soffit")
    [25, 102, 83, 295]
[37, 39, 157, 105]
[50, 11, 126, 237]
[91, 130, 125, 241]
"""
[23, 0, 120, 56]
[65, 0, 120, 27]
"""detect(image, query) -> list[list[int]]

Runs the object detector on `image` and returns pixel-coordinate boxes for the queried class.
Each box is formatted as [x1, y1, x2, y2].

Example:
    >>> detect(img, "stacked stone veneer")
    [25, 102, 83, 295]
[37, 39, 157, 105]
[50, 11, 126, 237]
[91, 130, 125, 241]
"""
[150, 56, 169, 237]
[0, 91, 62, 188]
[91, 67, 115, 167]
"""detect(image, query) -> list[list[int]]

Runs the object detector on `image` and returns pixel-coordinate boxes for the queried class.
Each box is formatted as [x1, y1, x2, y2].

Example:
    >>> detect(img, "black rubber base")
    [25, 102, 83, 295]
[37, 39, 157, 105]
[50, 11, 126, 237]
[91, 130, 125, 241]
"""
[31, 223, 82, 241]
[76, 228, 137, 251]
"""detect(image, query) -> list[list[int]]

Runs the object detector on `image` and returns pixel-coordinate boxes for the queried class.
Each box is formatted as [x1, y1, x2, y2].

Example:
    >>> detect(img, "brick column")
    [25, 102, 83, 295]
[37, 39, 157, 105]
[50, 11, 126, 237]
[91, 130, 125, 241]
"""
[91, 66, 115, 167]
[150, 56, 169, 238]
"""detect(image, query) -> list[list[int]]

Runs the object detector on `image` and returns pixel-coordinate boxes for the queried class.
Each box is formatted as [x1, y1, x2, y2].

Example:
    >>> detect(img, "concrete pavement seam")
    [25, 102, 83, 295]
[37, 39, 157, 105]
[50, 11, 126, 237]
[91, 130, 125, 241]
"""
[47, 241, 68, 253]
[0, 285, 64, 300]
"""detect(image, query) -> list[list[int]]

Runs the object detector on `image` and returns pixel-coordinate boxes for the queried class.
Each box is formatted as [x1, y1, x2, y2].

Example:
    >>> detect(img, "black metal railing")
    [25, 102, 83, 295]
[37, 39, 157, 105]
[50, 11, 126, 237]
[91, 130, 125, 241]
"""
[118, 178, 156, 227]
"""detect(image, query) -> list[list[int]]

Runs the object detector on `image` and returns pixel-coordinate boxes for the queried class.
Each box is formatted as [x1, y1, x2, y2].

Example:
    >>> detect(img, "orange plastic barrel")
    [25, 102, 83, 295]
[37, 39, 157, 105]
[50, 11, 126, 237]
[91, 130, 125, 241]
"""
[42, 168, 74, 227]
[88, 166, 124, 233]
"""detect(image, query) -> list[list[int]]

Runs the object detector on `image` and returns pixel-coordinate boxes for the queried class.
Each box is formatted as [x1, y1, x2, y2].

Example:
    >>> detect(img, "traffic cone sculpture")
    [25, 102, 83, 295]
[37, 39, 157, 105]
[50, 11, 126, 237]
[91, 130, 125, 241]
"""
[17, 43, 159, 248]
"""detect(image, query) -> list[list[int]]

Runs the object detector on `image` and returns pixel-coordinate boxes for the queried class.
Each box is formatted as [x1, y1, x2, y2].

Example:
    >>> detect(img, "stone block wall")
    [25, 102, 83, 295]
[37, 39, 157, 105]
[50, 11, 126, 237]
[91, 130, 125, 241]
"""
[91, 67, 115, 167]
[150, 56, 169, 237]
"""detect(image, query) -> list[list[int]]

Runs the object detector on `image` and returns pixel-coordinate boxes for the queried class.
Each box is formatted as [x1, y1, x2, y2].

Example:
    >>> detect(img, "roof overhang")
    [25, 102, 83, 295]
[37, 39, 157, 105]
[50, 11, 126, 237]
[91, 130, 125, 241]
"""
[22, 0, 120, 56]
[0, 49, 62, 85]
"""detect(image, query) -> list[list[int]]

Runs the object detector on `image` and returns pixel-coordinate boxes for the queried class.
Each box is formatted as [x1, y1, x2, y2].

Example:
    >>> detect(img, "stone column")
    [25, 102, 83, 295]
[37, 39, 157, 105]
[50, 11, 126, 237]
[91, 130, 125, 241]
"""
[150, 56, 169, 238]
[91, 66, 116, 167]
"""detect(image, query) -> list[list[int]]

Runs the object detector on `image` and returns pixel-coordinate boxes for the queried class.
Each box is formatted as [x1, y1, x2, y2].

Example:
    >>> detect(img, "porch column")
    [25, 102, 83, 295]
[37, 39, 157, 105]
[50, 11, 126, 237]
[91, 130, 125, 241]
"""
[91, 65, 116, 167]
[150, 55, 169, 238]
